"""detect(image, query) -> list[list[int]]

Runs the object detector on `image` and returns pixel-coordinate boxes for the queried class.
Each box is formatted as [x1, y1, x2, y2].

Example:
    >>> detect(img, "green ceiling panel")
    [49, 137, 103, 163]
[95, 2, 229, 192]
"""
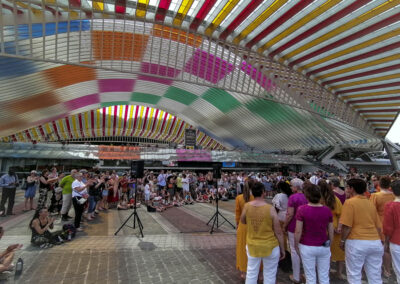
[201, 88, 241, 113]
[164, 86, 198, 105]
[131, 92, 161, 105]
[101, 101, 129, 107]
[246, 98, 300, 124]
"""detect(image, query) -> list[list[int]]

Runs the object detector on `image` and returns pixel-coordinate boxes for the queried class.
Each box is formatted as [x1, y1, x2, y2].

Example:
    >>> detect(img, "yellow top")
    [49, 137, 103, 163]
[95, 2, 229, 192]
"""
[370, 191, 395, 223]
[245, 203, 278, 257]
[340, 195, 381, 240]
[331, 196, 343, 229]
[235, 194, 254, 225]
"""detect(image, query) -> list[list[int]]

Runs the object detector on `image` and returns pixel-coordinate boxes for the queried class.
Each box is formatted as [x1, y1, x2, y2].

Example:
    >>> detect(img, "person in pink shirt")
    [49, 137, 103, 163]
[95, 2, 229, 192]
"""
[283, 178, 307, 283]
[294, 183, 334, 284]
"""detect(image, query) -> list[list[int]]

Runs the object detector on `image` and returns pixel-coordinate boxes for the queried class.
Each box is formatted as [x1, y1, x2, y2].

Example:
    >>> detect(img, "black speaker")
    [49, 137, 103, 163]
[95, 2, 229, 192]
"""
[212, 163, 222, 179]
[131, 160, 144, 178]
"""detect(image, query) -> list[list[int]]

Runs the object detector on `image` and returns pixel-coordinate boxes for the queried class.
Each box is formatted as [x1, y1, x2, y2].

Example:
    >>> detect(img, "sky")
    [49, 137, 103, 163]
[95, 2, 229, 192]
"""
[387, 115, 400, 143]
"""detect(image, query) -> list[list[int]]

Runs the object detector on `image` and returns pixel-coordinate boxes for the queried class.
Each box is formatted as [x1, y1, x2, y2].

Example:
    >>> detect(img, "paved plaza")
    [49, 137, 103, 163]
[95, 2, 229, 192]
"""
[0, 192, 394, 284]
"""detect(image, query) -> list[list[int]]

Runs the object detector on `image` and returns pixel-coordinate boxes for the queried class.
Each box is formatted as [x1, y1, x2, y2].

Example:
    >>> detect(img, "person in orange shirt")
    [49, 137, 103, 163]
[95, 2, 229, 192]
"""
[235, 179, 254, 280]
[383, 180, 400, 284]
[370, 176, 395, 277]
[340, 178, 383, 284]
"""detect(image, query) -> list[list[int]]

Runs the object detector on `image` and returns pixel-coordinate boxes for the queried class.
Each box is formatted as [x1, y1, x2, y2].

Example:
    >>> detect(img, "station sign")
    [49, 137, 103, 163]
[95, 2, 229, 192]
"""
[185, 129, 196, 148]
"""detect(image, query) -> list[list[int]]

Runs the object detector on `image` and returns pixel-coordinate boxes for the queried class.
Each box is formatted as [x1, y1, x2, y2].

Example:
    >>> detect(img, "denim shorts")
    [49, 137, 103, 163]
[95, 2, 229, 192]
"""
[102, 189, 109, 197]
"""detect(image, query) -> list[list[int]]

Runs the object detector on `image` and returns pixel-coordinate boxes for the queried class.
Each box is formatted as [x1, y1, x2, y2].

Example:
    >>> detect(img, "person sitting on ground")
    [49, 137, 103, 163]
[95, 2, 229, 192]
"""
[217, 184, 225, 198]
[184, 191, 194, 205]
[29, 207, 63, 248]
[196, 193, 206, 203]
[0, 227, 22, 274]
[147, 196, 165, 212]
[172, 196, 184, 207]
[209, 185, 217, 203]
[161, 188, 169, 202]
[117, 199, 134, 210]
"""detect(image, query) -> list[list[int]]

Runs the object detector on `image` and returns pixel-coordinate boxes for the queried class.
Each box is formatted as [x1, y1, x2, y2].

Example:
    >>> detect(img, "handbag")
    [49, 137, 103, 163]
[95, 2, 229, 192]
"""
[78, 197, 87, 205]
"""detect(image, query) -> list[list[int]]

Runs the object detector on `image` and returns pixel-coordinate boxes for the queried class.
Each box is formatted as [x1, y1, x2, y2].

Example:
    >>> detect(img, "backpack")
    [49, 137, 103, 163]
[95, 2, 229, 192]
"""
[61, 224, 77, 240]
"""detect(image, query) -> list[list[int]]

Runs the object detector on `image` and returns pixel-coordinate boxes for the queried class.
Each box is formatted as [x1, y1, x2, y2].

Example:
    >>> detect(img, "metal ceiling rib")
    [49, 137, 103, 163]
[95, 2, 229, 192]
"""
[0, 0, 396, 150]
[1, 105, 225, 150]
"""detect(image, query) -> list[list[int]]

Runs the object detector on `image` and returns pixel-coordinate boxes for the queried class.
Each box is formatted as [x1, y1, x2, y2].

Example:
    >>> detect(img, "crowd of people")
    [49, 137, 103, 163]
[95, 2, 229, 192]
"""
[1, 167, 400, 283]
[235, 170, 400, 284]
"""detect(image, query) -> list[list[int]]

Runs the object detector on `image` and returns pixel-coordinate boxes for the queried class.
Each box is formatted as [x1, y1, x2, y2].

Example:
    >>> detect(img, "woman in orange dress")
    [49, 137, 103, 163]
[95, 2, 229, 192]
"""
[370, 176, 395, 277]
[235, 178, 254, 279]
[319, 180, 345, 280]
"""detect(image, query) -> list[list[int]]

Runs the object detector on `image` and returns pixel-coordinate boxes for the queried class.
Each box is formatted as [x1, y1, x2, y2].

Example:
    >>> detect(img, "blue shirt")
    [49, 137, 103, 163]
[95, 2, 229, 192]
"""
[157, 174, 167, 187]
[0, 174, 19, 188]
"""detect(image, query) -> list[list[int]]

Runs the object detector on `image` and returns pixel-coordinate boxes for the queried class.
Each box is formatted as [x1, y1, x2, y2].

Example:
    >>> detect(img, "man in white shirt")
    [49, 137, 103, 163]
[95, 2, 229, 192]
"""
[310, 172, 321, 185]
[182, 174, 190, 193]
[71, 173, 89, 232]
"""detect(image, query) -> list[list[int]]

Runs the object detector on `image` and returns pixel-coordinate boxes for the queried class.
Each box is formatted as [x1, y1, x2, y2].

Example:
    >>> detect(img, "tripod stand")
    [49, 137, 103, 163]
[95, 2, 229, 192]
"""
[206, 192, 235, 234]
[114, 180, 144, 237]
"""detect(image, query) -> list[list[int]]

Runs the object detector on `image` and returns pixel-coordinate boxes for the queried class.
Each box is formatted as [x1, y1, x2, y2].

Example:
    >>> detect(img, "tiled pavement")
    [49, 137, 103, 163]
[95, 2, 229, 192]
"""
[0, 192, 394, 283]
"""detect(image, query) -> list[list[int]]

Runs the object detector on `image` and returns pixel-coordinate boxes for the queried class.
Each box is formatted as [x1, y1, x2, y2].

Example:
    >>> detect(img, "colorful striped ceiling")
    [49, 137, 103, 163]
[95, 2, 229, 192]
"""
[1, 105, 225, 150]
[0, 0, 396, 150]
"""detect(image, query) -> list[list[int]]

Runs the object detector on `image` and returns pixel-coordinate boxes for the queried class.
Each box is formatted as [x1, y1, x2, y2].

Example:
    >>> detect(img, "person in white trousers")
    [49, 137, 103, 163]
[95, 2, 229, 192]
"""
[294, 183, 334, 284]
[59, 169, 77, 221]
[340, 178, 383, 284]
[283, 178, 307, 283]
[240, 182, 286, 284]
[383, 180, 400, 283]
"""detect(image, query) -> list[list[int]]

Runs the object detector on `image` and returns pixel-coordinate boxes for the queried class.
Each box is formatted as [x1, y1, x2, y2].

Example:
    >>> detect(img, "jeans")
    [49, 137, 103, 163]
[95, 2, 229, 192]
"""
[345, 239, 383, 284]
[0, 187, 16, 215]
[299, 244, 331, 284]
[88, 195, 97, 214]
[288, 232, 301, 282]
[246, 246, 280, 284]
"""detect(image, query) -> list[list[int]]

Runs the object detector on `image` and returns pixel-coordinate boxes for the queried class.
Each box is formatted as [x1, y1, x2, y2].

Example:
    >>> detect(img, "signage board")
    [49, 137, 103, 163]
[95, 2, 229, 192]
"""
[185, 129, 196, 147]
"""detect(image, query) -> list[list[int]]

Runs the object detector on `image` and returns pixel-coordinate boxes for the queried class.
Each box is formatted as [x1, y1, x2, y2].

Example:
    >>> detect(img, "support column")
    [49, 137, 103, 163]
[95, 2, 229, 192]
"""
[382, 139, 399, 171]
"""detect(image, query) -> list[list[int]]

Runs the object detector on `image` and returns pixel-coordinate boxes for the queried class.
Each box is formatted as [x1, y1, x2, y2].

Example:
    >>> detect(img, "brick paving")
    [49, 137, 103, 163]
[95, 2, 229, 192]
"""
[160, 207, 223, 233]
[0, 194, 395, 284]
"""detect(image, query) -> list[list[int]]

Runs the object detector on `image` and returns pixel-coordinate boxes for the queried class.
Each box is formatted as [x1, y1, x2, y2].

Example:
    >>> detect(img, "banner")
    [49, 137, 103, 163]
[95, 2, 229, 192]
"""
[98, 145, 140, 160]
[176, 149, 212, 161]
[185, 129, 196, 148]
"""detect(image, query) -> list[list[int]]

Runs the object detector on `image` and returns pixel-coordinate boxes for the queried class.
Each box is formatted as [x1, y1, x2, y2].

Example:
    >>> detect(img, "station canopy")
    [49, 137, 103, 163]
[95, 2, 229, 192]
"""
[0, 0, 399, 151]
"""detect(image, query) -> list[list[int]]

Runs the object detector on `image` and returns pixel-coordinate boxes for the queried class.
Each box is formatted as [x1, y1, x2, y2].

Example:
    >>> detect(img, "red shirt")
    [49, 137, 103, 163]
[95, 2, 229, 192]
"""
[383, 201, 400, 245]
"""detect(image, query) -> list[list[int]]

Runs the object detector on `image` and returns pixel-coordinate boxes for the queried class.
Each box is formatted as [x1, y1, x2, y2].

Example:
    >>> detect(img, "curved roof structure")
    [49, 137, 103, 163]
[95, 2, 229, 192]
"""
[0, 0, 398, 151]
[0, 105, 225, 150]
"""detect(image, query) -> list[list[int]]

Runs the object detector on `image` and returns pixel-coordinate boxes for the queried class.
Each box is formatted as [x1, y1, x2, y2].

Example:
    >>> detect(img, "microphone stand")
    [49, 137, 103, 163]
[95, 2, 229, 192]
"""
[206, 180, 235, 234]
[114, 177, 144, 237]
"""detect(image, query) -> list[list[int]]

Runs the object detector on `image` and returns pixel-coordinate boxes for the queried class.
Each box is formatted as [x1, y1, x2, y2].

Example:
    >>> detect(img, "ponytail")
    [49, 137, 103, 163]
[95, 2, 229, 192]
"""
[243, 178, 254, 203]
